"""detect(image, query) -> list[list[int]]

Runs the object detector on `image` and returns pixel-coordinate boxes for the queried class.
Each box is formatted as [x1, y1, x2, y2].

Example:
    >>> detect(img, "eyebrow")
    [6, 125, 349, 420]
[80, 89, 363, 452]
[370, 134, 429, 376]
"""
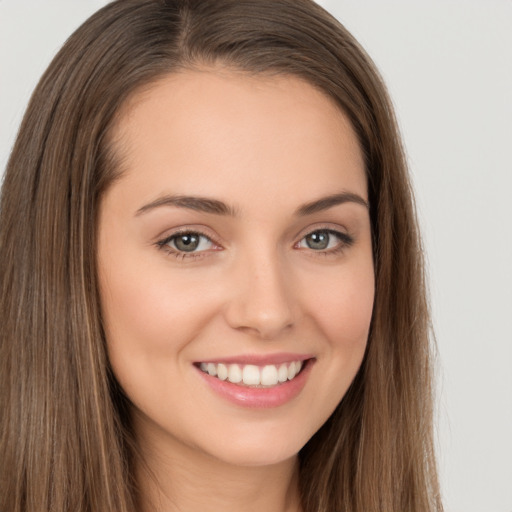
[295, 192, 369, 216]
[136, 195, 238, 216]
[135, 191, 368, 217]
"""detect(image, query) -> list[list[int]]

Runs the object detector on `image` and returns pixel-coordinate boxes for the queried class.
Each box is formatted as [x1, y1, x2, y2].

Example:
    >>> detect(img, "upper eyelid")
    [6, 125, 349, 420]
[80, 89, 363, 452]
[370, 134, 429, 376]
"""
[158, 232, 217, 251]
[294, 222, 351, 242]
[155, 225, 221, 245]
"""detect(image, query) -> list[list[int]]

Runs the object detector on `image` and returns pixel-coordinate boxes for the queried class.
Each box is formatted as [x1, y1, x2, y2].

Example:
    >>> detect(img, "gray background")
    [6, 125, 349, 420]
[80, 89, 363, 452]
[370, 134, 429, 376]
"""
[1, 1, 511, 511]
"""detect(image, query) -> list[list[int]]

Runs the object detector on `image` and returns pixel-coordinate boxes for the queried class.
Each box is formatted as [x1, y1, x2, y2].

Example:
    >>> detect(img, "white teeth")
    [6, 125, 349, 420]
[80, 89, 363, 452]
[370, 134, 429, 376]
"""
[261, 365, 279, 386]
[228, 364, 242, 383]
[199, 360, 305, 387]
[278, 364, 288, 383]
[242, 365, 260, 385]
[287, 361, 303, 380]
[217, 363, 228, 381]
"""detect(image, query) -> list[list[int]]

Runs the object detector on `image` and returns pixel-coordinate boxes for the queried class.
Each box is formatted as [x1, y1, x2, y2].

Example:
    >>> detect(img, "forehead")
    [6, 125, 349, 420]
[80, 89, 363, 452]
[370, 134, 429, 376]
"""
[107, 68, 367, 214]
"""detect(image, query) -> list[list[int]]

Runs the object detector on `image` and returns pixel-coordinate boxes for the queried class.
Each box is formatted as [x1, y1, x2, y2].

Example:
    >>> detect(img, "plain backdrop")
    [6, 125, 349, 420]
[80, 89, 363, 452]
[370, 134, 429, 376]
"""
[1, 2, 511, 511]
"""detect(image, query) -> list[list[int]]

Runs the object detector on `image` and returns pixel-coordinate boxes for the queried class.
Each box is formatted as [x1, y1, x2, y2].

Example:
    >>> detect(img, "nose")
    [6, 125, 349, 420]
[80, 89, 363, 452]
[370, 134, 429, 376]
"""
[224, 249, 296, 340]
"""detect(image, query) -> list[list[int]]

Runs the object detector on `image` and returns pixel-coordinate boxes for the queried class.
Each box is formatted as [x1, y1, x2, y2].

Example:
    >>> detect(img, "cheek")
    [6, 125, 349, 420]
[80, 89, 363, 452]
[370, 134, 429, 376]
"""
[282, 259, 374, 439]
[97, 248, 222, 391]
[98, 264, 220, 422]
[99, 240, 218, 344]
[303, 261, 375, 348]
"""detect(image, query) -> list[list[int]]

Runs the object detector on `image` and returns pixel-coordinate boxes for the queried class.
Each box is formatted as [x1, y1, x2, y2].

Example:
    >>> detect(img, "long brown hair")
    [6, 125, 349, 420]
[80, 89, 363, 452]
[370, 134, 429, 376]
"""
[0, 1, 442, 510]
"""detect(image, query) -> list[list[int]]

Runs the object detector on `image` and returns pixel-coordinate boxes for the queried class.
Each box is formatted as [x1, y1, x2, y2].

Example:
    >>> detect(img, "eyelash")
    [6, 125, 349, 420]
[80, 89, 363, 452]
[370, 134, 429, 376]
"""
[156, 229, 219, 261]
[295, 229, 354, 256]
[156, 227, 354, 261]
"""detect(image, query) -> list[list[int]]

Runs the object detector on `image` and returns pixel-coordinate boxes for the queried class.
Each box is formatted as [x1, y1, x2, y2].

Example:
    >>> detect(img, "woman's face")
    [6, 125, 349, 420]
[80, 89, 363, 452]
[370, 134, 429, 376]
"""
[97, 69, 374, 468]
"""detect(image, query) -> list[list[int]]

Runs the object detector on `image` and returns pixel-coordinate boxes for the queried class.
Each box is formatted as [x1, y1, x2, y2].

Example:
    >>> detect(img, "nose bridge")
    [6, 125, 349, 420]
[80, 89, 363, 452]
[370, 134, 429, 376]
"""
[225, 243, 296, 339]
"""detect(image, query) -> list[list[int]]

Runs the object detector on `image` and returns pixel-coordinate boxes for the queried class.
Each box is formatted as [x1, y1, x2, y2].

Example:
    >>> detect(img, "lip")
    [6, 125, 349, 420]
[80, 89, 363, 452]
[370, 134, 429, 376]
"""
[195, 357, 315, 409]
[195, 352, 314, 366]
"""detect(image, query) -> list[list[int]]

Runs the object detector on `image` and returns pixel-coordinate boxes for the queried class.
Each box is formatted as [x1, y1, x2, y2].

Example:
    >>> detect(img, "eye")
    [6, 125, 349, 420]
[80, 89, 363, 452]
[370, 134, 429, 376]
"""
[158, 231, 216, 254]
[296, 229, 353, 252]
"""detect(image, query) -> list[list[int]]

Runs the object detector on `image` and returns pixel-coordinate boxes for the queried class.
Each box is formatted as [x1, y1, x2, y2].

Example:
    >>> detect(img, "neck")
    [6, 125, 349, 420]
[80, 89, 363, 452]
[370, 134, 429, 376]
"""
[134, 422, 302, 512]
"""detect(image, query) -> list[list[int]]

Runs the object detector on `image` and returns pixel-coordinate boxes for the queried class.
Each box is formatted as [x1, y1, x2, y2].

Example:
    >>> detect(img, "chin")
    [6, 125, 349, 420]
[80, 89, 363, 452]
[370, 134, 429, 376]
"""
[189, 419, 317, 468]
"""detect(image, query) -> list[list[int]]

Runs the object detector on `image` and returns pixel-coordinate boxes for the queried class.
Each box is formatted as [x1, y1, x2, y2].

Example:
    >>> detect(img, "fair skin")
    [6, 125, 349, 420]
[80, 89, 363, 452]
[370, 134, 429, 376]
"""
[97, 68, 374, 512]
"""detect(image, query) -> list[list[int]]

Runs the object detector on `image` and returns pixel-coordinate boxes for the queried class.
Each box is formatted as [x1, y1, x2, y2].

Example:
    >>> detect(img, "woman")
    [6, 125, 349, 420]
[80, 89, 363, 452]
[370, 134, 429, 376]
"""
[0, 1, 442, 511]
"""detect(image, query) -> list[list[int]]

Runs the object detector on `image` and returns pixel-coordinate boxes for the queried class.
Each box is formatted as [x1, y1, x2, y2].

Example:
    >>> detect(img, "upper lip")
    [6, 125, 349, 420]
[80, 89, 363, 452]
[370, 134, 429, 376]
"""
[195, 353, 314, 366]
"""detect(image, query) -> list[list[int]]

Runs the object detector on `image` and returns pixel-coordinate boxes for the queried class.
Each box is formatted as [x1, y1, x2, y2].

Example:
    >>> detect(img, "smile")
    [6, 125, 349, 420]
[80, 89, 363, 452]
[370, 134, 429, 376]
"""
[195, 356, 315, 408]
[198, 361, 304, 387]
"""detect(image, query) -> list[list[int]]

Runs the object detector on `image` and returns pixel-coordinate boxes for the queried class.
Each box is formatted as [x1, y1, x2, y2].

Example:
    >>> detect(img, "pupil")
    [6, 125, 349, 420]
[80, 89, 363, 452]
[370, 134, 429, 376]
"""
[306, 231, 329, 250]
[175, 234, 199, 252]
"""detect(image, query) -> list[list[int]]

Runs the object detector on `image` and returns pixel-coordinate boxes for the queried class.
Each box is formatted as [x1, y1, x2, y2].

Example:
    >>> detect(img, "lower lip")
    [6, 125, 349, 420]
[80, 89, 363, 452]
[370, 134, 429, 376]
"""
[195, 359, 314, 409]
